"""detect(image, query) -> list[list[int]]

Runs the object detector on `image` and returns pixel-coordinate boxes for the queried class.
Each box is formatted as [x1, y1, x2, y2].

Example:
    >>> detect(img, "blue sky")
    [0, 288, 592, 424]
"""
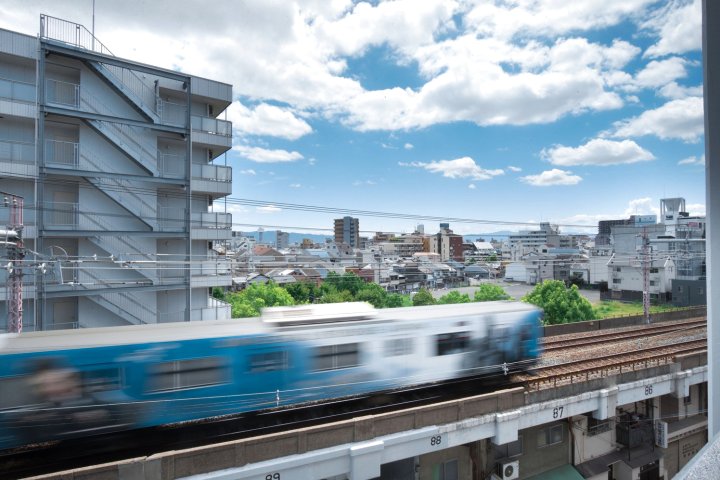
[2, 0, 705, 236]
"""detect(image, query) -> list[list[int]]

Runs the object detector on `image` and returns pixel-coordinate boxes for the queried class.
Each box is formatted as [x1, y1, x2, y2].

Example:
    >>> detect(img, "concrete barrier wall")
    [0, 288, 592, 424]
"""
[544, 306, 706, 337]
[30, 387, 525, 480]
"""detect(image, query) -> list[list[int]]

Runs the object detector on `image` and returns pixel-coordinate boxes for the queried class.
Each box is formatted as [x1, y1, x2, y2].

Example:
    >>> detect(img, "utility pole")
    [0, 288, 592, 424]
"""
[3, 192, 24, 333]
[641, 227, 651, 324]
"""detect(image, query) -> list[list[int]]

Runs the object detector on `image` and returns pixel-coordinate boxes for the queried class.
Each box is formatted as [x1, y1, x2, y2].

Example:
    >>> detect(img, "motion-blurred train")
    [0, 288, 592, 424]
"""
[0, 301, 542, 450]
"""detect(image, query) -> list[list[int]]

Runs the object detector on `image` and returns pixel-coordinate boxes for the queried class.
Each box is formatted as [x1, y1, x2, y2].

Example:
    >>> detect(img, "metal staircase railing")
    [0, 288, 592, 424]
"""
[78, 143, 158, 229]
[78, 267, 156, 325]
[40, 14, 161, 123]
[80, 91, 159, 175]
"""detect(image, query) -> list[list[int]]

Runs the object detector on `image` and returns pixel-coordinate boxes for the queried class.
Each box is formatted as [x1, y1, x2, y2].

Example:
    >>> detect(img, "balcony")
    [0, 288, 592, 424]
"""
[158, 151, 186, 179]
[192, 163, 232, 196]
[0, 139, 36, 178]
[0, 76, 36, 118]
[45, 78, 80, 108]
[191, 116, 232, 152]
[44, 139, 79, 168]
[192, 211, 232, 240]
[158, 298, 232, 322]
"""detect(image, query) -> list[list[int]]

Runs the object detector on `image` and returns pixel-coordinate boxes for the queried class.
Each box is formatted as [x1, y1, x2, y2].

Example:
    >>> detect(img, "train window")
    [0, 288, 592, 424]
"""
[248, 351, 289, 373]
[384, 338, 414, 357]
[435, 332, 471, 356]
[81, 368, 122, 393]
[0, 376, 35, 409]
[312, 343, 360, 371]
[150, 357, 227, 392]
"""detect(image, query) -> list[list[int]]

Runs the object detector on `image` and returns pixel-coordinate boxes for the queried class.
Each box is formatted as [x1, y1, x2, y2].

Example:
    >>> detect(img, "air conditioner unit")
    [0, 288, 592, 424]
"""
[497, 460, 520, 480]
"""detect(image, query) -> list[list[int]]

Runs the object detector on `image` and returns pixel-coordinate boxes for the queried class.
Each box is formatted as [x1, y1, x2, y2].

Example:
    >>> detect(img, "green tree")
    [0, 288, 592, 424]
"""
[283, 281, 321, 304]
[412, 288, 436, 306]
[355, 282, 389, 308]
[522, 280, 595, 325]
[211, 286, 226, 301]
[385, 293, 408, 308]
[473, 283, 510, 302]
[323, 271, 365, 297]
[226, 282, 295, 318]
[437, 290, 472, 304]
[317, 287, 355, 304]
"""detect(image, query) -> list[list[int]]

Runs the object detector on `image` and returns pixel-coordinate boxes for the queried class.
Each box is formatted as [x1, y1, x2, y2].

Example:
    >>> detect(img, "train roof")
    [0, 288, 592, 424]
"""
[0, 301, 539, 354]
[0, 318, 268, 355]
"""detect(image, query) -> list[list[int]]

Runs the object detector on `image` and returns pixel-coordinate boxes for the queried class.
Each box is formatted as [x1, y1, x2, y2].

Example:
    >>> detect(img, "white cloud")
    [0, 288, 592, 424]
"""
[542, 138, 655, 166]
[624, 197, 659, 216]
[686, 203, 706, 216]
[233, 145, 304, 163]
[659, 82, 703, 99]
[404, 143, 414, 150]
[239, 169, 257, 175]
[400, 157, 504, 180]
[507, 166, 522, 172]
[632, 57, 687, 89]
[289, 183, 302, 188]
[611, 96, 704, 142]
[257, 205, 282, 214]
[520, 169, 582, 186]
[352, 180, 377, 186]
[226, 101, 313, 140]
[468, 184, 476, 189]
[678, 155, 705, 166]
[643, 0, 701, 58]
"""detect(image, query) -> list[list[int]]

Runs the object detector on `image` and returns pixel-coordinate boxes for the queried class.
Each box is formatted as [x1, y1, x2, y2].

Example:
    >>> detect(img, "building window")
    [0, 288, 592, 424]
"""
[615, 267, 622, 272]
[613, 278, 621, 284]
[431, 459, 458, 480]
[248, 351, 289, 373]
[698, 288, 704, 295]
[497, 435, 523, 458]
[312, 343, 361, 371]
[537, 424, 563, 448]
[649, 280, 656, 286]
[384, 338, 414, 357]
[150, 357, 227, 392]
[587, 416, 611, 436]
[650, 268, 659, 273]
[436, 332, 471, 356]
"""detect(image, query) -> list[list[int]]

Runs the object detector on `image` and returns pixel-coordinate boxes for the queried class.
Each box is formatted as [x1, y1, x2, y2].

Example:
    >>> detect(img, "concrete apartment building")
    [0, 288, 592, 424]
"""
[0, 16, 233, 330]
[334, 216, 360, 249]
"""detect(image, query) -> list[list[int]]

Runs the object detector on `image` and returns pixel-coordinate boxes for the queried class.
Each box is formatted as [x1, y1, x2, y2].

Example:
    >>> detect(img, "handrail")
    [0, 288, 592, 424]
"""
[0, 139, 35, 164]
[192, 163, 232, 182]
[40, 14, 158, 117]
[0, 76, 36, 102]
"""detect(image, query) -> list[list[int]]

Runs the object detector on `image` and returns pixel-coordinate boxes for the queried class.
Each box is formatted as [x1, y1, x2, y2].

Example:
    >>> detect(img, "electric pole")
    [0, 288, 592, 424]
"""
[641, 227, 651, 324]
[3, 192, 24, 333]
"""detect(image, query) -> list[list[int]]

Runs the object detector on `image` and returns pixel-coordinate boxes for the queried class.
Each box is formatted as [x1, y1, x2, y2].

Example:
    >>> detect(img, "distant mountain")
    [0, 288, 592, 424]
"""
[236, 230, 331, 245]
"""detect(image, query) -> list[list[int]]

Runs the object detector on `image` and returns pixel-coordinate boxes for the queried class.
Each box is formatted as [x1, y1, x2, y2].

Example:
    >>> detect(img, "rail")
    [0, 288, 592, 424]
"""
[44, 139, 79, 167]
[0, 139, 34, 164]
[0, 76, 35, 102]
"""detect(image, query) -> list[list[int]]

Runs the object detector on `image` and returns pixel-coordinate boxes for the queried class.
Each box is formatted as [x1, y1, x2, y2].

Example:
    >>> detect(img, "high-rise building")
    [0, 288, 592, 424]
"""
[0, 16, 233, 330]
[334, 216, 360, 248]
[276, 230, 289, 249]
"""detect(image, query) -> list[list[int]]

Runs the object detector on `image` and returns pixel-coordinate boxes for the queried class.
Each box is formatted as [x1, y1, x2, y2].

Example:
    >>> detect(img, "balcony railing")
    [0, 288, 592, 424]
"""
[0, 139, 34, 164]
[0, 76, 35, 103]
[192, 163, 231, 182]
[159, 100, 187, 126]
[158, 300, 232, 322]
[41, 14, 114, 56]
[43, 201, 78, 228]
[158, 206, 186, 232]
[46, 78, 80, 108]
[158, 151, 186, 178]
[191, 116, 231, 136]
[44, 139, 79, 167]
[192, 212, 232, 229]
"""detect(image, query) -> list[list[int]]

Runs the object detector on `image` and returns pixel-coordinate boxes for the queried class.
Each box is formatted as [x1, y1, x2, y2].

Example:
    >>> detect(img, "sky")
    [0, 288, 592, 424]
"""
[0, 0, 706, 237]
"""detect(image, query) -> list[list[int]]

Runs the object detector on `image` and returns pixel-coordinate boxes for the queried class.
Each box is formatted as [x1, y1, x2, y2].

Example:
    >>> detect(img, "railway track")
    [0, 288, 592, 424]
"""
[522, 339, 706, 391]
[542, 318, 706, 352]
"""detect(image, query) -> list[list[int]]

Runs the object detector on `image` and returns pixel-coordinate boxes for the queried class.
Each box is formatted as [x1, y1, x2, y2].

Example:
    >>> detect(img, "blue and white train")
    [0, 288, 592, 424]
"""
[0, 301, 542, 450]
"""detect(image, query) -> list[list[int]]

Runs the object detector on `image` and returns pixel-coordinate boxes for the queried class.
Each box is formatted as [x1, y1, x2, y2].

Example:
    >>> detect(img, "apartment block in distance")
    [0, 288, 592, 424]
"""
[0, 15, 233, 330]
[334, 216, 360, 248]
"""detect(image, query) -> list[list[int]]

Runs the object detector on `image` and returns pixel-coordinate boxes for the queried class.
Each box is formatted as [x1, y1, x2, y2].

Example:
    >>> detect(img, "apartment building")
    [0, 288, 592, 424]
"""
[334, 216, 360, 248]
[0, 16, 233, 330]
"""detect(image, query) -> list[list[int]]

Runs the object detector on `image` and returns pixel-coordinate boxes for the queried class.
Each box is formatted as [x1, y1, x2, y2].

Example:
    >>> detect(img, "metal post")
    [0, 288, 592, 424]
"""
[3, 193, 24, 333]
[703, 0, 720, 440]
[642, 228, 650, 324]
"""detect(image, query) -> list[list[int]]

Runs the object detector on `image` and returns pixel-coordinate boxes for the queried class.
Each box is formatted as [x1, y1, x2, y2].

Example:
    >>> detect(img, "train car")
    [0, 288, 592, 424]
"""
[0, 301, 542, 450]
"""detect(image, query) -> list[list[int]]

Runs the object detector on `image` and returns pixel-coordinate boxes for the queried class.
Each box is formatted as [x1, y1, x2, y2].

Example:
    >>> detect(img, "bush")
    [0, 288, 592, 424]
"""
[522, 280, 595, 325]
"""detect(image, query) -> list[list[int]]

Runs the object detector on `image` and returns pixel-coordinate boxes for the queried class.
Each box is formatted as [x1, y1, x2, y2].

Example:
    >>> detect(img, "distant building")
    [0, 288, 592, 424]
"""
[334, 216, 360, 248]
[430, 224, 464, 262]
[276, 230, 289, 249]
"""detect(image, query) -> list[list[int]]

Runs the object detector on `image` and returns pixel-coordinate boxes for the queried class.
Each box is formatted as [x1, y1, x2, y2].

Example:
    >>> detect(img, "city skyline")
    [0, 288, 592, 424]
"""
[0, 0, 706, 235]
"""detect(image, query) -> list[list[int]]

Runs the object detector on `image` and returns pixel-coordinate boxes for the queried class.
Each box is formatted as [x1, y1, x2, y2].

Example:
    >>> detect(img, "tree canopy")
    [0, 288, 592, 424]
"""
[473, 283, 511, 302]
[225, 282, 295, 317]
[521, 280, 595, 325]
